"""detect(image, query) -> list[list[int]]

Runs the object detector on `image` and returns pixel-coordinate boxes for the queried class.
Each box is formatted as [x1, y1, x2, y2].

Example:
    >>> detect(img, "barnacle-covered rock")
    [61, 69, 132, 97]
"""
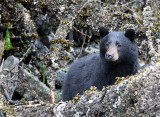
[54, 62, 160, 117]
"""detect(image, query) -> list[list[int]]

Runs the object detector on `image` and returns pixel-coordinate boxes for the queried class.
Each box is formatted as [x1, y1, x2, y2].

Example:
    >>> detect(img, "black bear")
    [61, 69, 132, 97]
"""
[62, 27, 139, 101]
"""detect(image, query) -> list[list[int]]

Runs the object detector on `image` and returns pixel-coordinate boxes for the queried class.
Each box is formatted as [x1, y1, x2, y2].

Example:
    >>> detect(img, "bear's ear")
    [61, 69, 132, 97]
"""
[125, 29, 135, 41]
[99, 27, 109, 39]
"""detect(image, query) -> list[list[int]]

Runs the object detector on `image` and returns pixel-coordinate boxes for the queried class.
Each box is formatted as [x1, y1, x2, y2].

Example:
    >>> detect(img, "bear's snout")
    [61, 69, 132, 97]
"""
[105, 52, 114, 60]
[105, 46, 119, 61]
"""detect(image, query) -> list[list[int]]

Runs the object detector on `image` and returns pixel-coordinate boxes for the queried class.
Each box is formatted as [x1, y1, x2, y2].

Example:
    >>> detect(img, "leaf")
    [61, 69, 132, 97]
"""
[4, 28, 13, 51]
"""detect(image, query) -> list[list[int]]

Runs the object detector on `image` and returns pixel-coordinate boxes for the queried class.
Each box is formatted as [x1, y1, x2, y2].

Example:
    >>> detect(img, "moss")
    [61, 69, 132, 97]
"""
[33, 33, 39, 39]
[72, 94, 81, 101]
[114, 76, 130, 85]
[84, 90, 89, 94]
[61, 19, 70, 25]
[90, 86, 97, 91]
[50, 37, 73, 52]
[0, 94, 19, 116]
[40, 1, 48, 5]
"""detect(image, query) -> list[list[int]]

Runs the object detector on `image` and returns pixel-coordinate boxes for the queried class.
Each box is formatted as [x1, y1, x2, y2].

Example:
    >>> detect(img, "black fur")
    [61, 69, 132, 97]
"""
[62, 27, 139, 101]
[99, 27, 109, 39]
[125, 29, 135, 41]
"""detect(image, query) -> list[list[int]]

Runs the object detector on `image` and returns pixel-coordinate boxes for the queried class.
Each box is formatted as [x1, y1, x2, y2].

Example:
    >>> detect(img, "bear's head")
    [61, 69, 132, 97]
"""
[99, 27, 138, 63]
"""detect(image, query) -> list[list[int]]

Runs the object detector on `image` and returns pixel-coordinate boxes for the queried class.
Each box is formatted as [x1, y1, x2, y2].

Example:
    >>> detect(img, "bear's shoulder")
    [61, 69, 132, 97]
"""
[69, 53, 100, 71]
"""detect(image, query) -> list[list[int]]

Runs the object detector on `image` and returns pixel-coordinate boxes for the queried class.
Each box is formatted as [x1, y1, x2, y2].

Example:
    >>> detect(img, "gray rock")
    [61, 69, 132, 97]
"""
[56, 68, 68, 87]
[1, 56, 19, 99]
[17, 69, 51, 102]
[34, 39, 49, 52]
[35, 14, 47, 26]
[139, 60, 145, 69]
[46, 66, 56, 90]
[84, 46, 99, 54]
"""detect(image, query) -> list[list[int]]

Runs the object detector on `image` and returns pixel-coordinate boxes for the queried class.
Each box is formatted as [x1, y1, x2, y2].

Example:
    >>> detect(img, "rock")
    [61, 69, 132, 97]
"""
[45, 66, 56, 90]
[39, 32, 54, 48]
[35, 14, 47, 26]
[35, 14, 52, 37]
[34, 39, 49, 52]
[73, 47, 81, 56]
[139, 60, 156, 69]
[139, 60, 145, 68]
[34, 39, 50, 62]
[54, 89, 62, 102]
[56, 68, 68, 87]
[84, 45, 99, 54]
[0, 56, 19, 99]
[16, 68, 51, 102]
[27, 64, 40, 76]
[15, 3, 37, 37]
[40, 36, 50, 48]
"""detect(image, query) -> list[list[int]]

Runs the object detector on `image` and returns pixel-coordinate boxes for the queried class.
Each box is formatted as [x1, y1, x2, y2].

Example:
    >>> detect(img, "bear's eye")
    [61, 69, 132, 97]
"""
[116, 41, 121, 47]
[105, 42, 110, 46]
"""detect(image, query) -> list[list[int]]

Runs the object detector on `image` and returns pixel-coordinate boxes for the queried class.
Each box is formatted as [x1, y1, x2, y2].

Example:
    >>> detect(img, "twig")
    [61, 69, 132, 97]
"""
[19, 46, 31, 62]
[72, 26, 89, 56]
[72, 26, 90, 38]
[80, 35, 87, 56]
[50, 88, 55, 104]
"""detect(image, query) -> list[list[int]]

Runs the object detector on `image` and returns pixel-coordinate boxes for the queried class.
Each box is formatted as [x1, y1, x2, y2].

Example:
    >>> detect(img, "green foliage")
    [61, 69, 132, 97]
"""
[28, 49, 31, 54]
[118, 108, 122, 117]
[4, 28, 13, 51]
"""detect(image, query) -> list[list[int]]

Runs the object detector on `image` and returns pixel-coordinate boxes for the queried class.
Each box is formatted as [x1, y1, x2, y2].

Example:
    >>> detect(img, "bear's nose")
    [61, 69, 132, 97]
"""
[105, 52, 114, 60]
